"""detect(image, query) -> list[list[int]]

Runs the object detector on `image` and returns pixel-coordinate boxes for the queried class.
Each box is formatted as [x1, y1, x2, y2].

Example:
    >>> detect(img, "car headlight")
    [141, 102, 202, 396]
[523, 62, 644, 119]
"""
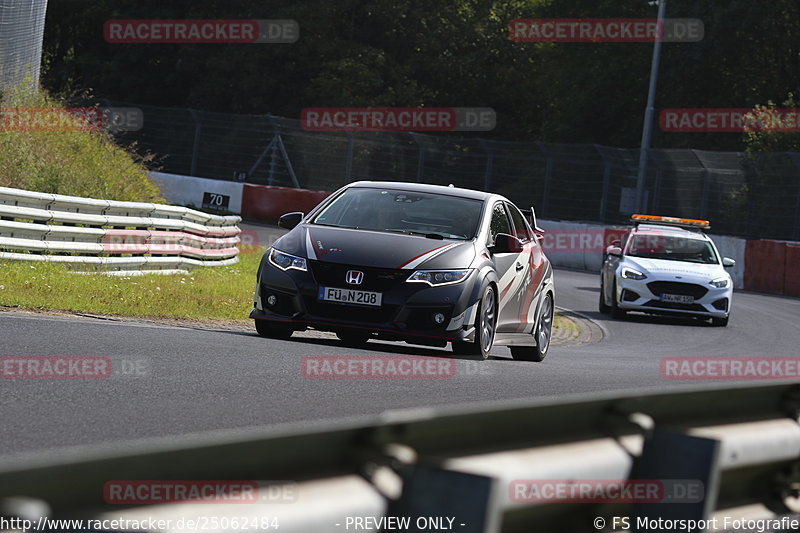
[268, 248, 307, 272]
[620, 267, 646, 280]
[710, 277, 730, 288]
[407, 269, 471, 286]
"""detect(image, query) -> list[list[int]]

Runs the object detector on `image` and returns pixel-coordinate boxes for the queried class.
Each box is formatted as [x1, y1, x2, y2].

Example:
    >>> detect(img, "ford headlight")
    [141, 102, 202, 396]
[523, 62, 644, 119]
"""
[407, 269, 471, 286]
[268, 248, 307, 272]
[710, 277, 730, 288]
[621, 267, 646, 280]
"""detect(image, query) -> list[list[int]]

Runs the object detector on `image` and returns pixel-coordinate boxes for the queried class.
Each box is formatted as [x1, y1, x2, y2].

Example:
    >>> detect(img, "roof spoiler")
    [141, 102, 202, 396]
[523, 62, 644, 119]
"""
[520, 207, 544, 233]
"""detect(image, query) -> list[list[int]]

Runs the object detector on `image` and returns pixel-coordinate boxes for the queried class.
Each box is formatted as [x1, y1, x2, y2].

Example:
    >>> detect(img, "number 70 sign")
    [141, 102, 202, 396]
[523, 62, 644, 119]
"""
[202, 192, 230, 211]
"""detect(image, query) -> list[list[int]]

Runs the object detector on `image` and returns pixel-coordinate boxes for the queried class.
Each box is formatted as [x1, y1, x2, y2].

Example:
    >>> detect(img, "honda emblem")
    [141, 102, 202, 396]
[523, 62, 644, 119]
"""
[346, 270, 364, 285]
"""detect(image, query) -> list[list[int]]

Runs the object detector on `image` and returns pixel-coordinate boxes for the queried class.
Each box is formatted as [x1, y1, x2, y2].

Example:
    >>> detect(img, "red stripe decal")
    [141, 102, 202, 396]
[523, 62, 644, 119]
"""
[396, 244, 448, 269]
[499, 278, 515, 300]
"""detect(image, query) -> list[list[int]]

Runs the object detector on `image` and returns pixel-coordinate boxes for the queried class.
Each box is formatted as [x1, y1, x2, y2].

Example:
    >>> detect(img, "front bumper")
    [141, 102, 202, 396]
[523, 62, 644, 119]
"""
[616, 276, 731, 318]
[251, 259, 480, 344]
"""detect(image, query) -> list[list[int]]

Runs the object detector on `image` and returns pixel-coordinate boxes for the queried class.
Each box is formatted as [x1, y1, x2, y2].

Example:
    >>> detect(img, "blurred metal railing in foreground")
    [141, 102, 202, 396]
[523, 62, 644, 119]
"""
[0, 186, 241, 275]
[1, 383, 799, 532]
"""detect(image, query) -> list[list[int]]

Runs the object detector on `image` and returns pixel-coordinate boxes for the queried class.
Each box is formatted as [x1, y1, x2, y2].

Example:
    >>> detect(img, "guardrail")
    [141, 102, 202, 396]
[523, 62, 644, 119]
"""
[0, 383, 798, 532]
[0, 186, 241, 275]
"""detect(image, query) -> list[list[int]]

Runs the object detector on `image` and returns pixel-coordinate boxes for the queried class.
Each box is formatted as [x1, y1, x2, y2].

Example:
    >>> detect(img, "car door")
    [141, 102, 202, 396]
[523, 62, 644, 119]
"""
[487, 202, 525, 332]
[506, 202, 545, 333]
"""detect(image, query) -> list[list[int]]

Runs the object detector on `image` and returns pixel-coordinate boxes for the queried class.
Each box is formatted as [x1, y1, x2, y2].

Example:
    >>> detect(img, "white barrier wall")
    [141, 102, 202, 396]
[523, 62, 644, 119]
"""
[538, 219, 608, 272]
[149, 172, 244, 214]
[708, 234, 746, 289]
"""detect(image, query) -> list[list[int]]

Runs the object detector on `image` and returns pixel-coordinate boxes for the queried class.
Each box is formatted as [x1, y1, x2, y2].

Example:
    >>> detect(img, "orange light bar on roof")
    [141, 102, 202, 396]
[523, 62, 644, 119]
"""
[631, 214, 710, 229]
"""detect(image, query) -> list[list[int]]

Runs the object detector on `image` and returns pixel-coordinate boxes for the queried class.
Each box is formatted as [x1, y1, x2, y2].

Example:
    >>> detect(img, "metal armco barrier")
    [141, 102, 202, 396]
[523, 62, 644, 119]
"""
[0, 384, 798, 532]
[0, 186, 241, 275]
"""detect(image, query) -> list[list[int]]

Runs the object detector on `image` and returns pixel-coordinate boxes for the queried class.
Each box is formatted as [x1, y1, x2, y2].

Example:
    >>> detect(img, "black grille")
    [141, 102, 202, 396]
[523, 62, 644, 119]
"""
[712, 298, 729, 311]
[645, 299, 706, 312]
[647, 281, 708, 299]
[306, 300, 398, 323]
[621, 289, 640, 302]
[309, 261, 407, 292]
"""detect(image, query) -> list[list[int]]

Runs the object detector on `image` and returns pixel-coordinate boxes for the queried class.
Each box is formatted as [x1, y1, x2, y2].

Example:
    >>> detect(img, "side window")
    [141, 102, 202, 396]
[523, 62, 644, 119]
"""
[488, 202, 511, 245]
[506, 203, 531, 243]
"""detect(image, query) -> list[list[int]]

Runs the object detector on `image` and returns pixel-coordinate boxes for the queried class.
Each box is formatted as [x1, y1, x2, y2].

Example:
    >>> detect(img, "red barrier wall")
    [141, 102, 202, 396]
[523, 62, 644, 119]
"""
[744, 240, 787, 295]
[785, 244, 800, 297]
[241, 184, 331, 224]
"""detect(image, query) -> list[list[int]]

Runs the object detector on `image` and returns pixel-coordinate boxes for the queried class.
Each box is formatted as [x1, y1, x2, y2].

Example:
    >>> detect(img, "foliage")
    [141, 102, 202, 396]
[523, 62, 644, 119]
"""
[0, 82, 162, 202]
[41, 0, 800, 150]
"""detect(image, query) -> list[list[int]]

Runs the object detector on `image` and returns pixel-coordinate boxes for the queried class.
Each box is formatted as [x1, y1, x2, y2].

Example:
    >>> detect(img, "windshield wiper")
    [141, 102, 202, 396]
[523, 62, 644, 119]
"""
[394, 230, 445, 240]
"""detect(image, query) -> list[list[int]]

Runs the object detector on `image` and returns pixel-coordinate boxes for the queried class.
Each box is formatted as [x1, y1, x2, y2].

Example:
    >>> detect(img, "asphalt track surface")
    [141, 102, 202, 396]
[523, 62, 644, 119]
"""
[2, 222, 800, 457]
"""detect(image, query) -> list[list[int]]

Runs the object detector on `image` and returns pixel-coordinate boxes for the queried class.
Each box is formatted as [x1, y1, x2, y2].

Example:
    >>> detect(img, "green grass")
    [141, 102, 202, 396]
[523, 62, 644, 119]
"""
[553, 314, 577, 336]
[0, 247, 264, 322]
[0, 82, 162, 203]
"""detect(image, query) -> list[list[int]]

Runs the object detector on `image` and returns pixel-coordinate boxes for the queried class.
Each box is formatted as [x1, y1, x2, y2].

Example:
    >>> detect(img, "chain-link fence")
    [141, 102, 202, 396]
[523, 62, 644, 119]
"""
[0, 0, 47, 90]
[105, 100, 800, 241]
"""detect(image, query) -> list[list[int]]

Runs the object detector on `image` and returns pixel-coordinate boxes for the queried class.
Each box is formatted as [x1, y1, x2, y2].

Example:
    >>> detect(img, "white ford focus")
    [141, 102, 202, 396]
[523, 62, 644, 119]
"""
[599, 215, 735, 327]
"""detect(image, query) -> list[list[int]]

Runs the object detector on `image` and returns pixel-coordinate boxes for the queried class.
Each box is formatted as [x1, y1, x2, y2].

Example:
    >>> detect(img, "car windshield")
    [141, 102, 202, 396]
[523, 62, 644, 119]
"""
[311, 188, 483, 240]
[626, 234, 719, 264]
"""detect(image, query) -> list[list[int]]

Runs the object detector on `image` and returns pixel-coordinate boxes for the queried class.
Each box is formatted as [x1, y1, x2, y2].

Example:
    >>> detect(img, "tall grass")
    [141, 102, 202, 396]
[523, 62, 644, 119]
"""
[0, 81, 162, 203]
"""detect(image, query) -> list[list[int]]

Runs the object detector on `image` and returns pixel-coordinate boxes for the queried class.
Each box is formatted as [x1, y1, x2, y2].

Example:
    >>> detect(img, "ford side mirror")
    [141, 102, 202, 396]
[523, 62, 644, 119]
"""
[606, 246, 622, 257]
[722, 257, 736, 268]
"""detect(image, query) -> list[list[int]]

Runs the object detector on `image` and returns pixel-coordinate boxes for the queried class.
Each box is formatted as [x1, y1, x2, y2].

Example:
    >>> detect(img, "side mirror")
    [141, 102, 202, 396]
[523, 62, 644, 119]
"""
[492, 233, 524, 254]
[722, 257, 736, 268]
[610, 239, 621, 248]
[606, 246, 622, 257]
[534, 230, 545, 243]
[278, 212, 304, 230]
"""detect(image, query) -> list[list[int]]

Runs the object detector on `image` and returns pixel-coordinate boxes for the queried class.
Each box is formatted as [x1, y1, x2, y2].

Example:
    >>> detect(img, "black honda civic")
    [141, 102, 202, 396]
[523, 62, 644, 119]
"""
[250, 181, 555, 360]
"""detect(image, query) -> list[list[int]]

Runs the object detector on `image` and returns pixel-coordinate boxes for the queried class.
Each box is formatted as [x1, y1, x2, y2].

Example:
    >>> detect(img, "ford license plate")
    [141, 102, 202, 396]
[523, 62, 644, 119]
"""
[661, 293, 694, 304]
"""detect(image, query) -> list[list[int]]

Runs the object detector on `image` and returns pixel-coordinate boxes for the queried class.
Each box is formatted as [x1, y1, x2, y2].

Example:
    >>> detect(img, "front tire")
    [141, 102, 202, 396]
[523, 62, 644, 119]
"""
[451, 284, 497, 360]
[599, 279, 610, 314]
[610, 280, 627, 320]
[511, 292, 553, 362]
[255, 319, 294, 339]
